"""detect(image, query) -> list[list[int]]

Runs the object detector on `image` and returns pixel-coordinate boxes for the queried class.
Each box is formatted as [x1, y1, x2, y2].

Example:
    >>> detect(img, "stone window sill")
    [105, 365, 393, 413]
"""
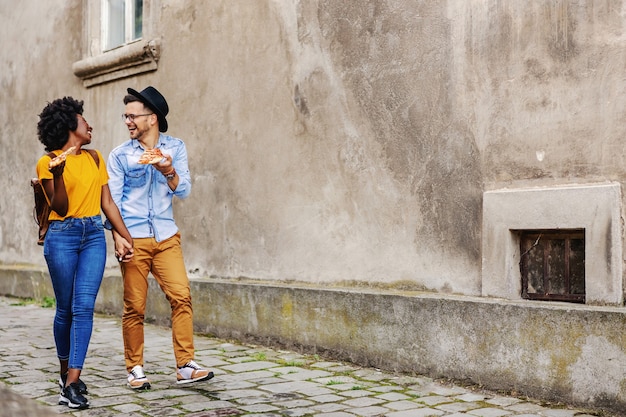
[72, 39, 160, 88]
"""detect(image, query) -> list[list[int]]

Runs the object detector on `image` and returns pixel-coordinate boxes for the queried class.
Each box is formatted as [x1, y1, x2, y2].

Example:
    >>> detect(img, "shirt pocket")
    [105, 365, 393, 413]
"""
[126, 167, 148, 188]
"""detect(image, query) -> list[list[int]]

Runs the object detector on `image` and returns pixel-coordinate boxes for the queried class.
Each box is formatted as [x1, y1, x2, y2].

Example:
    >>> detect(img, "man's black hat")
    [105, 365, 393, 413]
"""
[127, 86, 169, 132]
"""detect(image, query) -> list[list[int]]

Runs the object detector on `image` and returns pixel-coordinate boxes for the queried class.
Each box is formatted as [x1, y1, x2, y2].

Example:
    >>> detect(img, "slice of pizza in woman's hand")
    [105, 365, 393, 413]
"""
[138, 148, 165, 164]
[48, 146, 77, 169]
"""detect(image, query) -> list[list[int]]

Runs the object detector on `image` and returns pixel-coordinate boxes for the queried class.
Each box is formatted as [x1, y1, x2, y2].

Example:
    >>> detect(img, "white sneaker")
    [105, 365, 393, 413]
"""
[176, 360, 214, 384]
[127, 365, 151, 390]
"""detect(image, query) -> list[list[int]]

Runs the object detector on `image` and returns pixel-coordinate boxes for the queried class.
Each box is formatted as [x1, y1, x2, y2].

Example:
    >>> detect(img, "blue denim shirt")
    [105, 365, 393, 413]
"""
[106, 134, 191, 242]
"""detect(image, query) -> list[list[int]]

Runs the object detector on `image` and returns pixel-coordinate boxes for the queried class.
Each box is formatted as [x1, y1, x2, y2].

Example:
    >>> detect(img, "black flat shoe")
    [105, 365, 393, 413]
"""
[59, 373, 88, 394]
[59, 382, 89, 409]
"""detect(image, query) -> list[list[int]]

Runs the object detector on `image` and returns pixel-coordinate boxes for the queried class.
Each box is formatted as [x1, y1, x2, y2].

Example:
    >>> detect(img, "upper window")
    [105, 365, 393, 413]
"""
[73, 0, 160, 88]
[103, 0, 143, 50]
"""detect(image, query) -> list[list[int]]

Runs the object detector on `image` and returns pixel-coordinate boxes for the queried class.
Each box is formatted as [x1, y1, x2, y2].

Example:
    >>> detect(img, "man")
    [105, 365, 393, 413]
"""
[107, 86, 213, 389]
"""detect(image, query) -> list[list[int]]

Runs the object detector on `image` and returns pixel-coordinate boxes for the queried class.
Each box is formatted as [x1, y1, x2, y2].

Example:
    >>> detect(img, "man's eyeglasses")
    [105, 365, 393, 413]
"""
[122, 113, 153, 122]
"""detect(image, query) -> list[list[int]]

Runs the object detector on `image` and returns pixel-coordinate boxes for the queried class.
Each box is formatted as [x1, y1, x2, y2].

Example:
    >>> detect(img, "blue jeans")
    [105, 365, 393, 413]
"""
[43, 216, 106, 369]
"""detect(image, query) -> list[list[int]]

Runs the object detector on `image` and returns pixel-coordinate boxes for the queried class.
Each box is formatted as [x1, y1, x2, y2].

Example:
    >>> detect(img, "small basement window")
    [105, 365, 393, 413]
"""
[519, 229, 585, 303]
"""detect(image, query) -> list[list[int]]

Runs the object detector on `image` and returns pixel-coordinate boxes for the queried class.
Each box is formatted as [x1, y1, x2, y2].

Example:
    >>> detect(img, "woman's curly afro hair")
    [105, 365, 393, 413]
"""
[37, 97, 84, 152]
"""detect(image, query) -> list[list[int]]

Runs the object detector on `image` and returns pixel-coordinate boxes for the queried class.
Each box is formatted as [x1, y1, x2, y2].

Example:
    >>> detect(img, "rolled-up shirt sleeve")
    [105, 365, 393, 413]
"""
[171, 140, 191, 199]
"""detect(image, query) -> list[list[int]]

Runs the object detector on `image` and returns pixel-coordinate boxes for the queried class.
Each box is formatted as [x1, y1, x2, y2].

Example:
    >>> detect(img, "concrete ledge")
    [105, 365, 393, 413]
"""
[1, 265, 625, 413]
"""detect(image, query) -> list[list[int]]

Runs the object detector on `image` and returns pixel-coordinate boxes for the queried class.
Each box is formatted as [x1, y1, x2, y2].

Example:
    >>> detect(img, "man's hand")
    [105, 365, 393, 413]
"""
[154, 154, 173, 175]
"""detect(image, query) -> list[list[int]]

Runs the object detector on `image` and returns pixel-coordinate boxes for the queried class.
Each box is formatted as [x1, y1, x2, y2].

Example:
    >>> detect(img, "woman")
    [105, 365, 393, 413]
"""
[36, 97, 134, 409]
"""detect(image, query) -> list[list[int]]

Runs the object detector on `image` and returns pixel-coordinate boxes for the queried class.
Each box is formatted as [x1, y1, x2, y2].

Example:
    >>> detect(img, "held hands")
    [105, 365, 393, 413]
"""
[114, 236, 134, 263]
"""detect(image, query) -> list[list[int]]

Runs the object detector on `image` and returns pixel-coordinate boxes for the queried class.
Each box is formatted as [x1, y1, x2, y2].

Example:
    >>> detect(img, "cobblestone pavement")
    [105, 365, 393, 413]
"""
[0, 295, 612, 417]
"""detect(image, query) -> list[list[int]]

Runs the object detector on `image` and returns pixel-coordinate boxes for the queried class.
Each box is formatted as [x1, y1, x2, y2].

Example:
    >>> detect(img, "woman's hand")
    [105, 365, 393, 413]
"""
[48, 161, 65, 177]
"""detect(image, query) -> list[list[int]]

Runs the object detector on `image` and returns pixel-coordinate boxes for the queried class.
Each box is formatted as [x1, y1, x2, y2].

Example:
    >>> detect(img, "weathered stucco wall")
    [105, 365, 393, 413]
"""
[452, 1, 626, 186]
[2, 0, 482, 294]
[4, 1, 626, 295]
[0, 0, 85, 262]
[155, 1, 483, 292]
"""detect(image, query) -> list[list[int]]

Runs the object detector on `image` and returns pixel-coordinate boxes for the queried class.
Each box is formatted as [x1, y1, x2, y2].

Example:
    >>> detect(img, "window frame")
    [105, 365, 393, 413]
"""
[102, 0, 143, 51]
[73, 0, 160, 87]
[519, 229, 585, 303]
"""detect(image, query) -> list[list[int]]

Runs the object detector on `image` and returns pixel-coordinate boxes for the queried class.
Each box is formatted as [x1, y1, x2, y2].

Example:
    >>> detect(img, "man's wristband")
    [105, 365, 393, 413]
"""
[164, 168, 176, 180]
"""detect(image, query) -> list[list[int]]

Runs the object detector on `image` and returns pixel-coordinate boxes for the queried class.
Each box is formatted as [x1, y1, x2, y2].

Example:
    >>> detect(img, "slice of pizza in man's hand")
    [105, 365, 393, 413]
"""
[138, 148, 165, 164]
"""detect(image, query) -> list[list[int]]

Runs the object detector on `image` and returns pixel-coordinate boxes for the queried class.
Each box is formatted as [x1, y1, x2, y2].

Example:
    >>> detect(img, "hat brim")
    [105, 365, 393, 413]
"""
[127, 88, 168, 132]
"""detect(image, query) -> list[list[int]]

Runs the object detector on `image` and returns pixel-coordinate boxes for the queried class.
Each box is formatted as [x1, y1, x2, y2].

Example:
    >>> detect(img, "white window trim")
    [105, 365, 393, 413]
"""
[73, 0, 160, 88]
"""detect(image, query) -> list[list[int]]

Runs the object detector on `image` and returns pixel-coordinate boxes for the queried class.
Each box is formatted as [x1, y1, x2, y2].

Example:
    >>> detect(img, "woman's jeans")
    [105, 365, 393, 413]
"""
[44, 216, 106, 370]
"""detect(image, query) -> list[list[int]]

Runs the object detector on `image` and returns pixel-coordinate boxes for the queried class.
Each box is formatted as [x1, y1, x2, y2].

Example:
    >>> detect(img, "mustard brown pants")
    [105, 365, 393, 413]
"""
[120, 232, 194, 372]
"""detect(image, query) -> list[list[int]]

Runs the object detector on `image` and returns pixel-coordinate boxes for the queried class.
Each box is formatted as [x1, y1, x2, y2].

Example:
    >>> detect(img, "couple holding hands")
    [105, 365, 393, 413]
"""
[36, 86, 212, 409]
